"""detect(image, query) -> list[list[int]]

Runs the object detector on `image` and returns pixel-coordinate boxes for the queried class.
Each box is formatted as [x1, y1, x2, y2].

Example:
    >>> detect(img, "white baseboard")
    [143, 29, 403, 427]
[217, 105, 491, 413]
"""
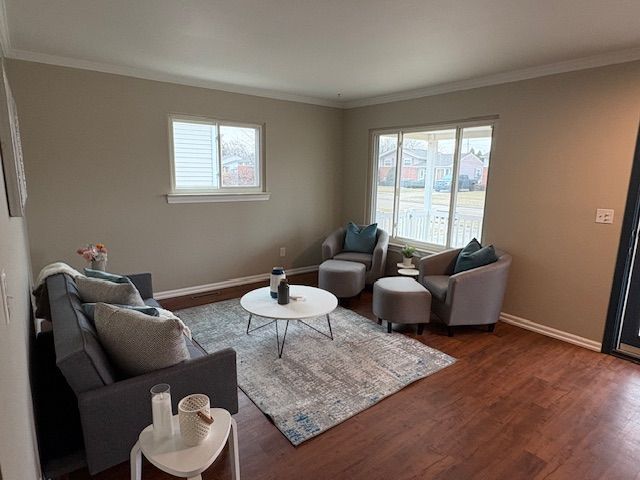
[499, 312, 602, 352]
[154, 265, 319, 300]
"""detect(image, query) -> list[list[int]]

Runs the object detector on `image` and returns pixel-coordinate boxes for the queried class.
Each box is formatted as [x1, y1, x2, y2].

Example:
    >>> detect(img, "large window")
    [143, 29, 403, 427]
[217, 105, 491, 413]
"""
[169, 115, 263, 195]
[371, 121, 494, 249]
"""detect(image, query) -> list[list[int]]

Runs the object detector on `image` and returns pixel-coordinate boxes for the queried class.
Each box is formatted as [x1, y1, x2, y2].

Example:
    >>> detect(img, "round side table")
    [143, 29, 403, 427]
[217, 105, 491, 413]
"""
[130, 408, 239, 480]
[398, 268, 419, 278]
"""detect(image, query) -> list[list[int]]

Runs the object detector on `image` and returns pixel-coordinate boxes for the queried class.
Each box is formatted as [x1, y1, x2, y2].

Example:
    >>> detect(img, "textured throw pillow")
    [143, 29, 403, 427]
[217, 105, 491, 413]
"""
[343, 222, 378, 253]
[84, 268, 130, 284]
[76, 276, 145, 306]
[454, 238, 499, 274]
[81, 303, 159, 322]
[93, 303, 189, 376]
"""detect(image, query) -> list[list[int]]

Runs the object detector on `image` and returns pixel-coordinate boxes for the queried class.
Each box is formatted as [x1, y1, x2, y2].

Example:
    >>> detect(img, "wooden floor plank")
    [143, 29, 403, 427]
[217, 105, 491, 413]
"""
[69, 274, 640, 480]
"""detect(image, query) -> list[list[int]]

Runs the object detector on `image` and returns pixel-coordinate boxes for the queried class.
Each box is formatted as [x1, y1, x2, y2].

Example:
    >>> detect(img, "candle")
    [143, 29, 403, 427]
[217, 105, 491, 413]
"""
[150, 384, 174, 440]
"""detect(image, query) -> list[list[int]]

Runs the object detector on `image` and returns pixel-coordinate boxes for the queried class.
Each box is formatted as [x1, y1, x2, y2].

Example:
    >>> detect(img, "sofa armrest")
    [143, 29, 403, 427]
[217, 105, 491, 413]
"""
[125, 273, 153, 299]
[78, 348, 238, 474]
[322, 228, 345, 261]
[418, 248, 461, 279]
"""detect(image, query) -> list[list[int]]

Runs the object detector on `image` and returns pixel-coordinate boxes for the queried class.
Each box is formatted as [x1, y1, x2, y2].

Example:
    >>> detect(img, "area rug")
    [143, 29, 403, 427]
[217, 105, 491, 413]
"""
[177, 299, 455, 445]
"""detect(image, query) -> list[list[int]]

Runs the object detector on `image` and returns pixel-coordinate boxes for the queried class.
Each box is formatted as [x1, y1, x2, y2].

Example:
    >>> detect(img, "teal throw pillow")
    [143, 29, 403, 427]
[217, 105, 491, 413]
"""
[82, 303, 159, 322]
[453, 238, 499, 274]
[84, 268, 130, 284]
[343, 222, 378, 253]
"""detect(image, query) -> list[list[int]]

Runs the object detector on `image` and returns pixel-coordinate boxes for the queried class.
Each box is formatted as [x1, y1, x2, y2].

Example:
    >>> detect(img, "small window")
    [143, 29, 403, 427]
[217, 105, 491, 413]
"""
[169, 115, 263, 195]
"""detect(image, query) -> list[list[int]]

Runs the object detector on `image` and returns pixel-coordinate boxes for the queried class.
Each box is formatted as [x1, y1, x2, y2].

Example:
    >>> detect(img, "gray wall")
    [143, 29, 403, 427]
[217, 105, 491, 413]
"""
[0, 68, 40, 478]
[343, 61, 640, 342]
[8, 58, 640, 345]
[8, 60, 344, 292]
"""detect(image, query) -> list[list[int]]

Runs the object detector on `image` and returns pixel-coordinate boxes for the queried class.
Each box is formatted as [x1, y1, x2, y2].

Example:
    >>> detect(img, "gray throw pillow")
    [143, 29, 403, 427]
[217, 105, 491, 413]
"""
[93, 303, 189, 376]
[76, 276, 145, 306]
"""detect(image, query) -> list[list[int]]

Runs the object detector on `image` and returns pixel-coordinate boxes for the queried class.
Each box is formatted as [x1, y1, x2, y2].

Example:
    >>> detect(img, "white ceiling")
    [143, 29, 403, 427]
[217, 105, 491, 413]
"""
[4, 0, 640, 107]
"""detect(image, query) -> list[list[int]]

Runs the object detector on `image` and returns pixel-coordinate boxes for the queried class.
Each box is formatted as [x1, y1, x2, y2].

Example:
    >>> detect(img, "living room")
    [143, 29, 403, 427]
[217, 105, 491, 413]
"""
[1, 1, 640, 479]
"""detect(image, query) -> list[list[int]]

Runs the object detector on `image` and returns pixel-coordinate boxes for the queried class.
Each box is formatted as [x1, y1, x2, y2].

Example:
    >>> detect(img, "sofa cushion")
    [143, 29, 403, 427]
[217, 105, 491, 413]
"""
[333, 251, 373, 270]
[423, 275, 450, 302]
[343, 222, 378, 253]
[454, 238, 499, 274]
[77, 276, 145, 306]
[94, 303, 190, 376]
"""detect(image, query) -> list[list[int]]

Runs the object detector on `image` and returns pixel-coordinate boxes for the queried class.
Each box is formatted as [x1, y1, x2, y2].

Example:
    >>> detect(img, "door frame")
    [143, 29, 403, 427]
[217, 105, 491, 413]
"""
[602, 125, 640, 356]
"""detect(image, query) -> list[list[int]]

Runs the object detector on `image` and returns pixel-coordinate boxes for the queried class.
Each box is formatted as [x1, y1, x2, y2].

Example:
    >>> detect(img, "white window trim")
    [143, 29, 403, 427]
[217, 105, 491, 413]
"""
[167, 114, 267, 203]
[368, 117, 497, 251]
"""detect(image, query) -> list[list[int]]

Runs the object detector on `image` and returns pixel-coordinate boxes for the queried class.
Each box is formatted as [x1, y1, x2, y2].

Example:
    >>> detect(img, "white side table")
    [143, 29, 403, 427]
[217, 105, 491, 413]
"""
[130, 408, 239, 480]
[398, 266, 420, 279]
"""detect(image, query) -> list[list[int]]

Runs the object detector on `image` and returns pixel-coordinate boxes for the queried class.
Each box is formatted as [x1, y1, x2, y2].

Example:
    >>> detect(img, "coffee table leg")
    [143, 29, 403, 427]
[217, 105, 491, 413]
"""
[246, 313, 253, 334]
[130, 441, 142, 480]
[326, 314, 333, 340]
[229, 417, 240, 480]
[278, 320, 289, 358]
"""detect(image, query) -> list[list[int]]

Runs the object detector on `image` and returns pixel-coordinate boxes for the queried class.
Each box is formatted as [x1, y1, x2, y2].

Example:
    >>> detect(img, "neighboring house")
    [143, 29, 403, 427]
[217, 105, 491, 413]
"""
[378, 148, 486, 186]
[222, 154, 256, 186]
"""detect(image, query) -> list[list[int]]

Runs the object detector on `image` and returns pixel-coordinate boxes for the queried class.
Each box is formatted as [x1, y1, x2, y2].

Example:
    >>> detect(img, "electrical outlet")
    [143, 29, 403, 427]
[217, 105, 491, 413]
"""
[280, 247, 286, 257]
[595, 208, 614, 224]
[0, 270, 10, 324]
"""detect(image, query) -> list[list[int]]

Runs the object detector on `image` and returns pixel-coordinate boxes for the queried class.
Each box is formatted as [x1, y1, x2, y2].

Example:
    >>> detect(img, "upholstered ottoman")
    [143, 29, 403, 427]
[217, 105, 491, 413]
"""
[318, 259, 366, 298]
[373, 277, 431, 334]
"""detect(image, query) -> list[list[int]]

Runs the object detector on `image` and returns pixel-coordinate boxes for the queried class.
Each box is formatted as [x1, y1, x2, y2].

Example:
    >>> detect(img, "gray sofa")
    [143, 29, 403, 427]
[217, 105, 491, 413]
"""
[418, 247, 512, 335]
[46, 272, 238, 475]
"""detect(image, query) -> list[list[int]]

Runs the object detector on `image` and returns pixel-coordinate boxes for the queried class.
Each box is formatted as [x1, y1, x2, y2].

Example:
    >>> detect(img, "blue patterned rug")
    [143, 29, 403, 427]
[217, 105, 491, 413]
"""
[178, 298, 455, 445]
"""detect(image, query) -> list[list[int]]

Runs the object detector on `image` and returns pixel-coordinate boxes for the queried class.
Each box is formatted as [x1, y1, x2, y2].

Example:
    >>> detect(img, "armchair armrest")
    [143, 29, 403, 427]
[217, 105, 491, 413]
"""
[322, 228, 345, 261]
[418, 248, 461, 279]
[78, 348, 237, 474]
[370, 229, 389, 282]
[445, 255, 512, 325]
[125, 272, 153, 299]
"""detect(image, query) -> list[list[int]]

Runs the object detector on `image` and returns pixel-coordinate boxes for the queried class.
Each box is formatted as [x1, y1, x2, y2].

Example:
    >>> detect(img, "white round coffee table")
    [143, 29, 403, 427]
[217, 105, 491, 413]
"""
[240, 285, 338, 358]
[130, 408, 239, 480]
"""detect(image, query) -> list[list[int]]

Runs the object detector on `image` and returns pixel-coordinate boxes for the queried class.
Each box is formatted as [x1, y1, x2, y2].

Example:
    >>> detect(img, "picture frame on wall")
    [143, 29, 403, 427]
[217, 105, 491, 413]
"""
[0, 60, 26, 217]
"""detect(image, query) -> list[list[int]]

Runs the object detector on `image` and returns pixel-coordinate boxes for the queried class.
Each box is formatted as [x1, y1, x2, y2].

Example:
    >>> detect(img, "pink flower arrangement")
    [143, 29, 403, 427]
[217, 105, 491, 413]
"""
[76, 243, 108, 262]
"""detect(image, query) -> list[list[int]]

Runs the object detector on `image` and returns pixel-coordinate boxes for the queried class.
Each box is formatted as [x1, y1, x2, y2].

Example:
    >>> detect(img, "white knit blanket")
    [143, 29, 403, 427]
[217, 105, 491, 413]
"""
[35, 262, 83, 288]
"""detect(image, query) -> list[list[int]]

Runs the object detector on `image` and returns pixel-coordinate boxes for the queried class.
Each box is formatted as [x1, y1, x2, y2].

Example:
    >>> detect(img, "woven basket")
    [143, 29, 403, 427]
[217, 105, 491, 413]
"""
[178, 394, 211, 446]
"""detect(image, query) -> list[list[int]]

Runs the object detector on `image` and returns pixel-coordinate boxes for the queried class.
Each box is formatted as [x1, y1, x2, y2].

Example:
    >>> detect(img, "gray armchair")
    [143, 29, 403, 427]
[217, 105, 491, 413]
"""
[417, 247, 512, 336]
[322, 226, 389, 284]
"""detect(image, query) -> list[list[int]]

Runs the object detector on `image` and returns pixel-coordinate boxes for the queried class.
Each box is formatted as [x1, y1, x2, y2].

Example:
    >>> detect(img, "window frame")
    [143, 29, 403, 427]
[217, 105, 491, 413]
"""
[368, 118, 497, 252]
[167, 114, 268, 202]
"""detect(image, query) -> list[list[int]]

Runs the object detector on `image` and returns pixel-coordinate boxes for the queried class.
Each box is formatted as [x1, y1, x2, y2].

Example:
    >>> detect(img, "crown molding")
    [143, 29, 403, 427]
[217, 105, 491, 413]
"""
[5, 48, 344, 108]
[4, 40, 640, 110]
[344, 46, 640, 108]
[0, 0, 10, 57]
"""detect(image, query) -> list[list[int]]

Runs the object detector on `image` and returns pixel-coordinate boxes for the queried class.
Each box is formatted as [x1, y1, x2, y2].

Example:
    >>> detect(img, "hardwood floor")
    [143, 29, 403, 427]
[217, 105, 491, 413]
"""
[71, 275, 640, 480]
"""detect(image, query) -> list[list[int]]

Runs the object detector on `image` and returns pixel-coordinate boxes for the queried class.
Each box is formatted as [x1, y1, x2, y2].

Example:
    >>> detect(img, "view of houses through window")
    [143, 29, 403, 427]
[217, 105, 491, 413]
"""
[372, 122, 494, 249]
[171, 116, 262, 193]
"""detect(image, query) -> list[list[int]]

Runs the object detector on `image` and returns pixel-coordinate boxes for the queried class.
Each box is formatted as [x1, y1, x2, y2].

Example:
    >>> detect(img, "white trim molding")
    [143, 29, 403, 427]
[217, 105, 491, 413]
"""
[344, 47, 640, 108]
[154, 265, 319, 300]
[500, 312, 602, 352]
[166, 192, 271, 204]
[5, 48, 343, 108]
[3, 44, 640, 109]
[0, 0, 10, 57]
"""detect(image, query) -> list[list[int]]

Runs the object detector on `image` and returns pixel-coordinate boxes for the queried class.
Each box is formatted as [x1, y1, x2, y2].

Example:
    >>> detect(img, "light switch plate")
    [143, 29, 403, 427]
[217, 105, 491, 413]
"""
[595, 208, 614, 224]
[0, 270, 10, 324]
